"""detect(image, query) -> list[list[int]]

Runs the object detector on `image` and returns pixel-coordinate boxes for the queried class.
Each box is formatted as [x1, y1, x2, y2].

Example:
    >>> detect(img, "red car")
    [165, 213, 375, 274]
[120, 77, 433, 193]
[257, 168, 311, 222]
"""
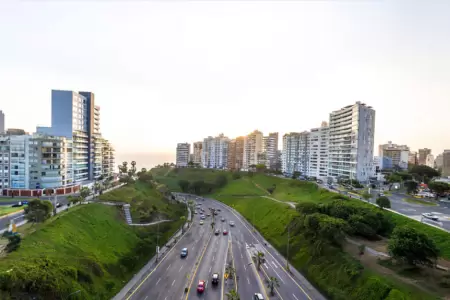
[197, 280, 206, 293]
[223, 230, 228, 235]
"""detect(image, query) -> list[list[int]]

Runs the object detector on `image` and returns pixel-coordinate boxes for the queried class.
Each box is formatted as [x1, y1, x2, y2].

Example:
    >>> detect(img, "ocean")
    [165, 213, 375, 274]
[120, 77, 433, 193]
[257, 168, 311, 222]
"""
[114, 152, 175, 171]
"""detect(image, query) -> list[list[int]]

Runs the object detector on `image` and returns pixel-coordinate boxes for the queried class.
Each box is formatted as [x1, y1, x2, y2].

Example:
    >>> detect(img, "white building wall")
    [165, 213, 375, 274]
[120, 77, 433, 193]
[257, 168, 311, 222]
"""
[328, 102, 375, 183]
[308, 123, 329, 180]
[176, 143, 190, 167]
[243, 130, 263, 170]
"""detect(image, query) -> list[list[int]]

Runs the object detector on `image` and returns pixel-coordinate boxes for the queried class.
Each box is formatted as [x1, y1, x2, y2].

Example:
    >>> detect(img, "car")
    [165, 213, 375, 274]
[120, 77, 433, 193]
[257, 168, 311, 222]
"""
[180, 248, 188, 257]
[214, 211, 218, 215]
[212, 273, 219, 284]
[197, 280, 206, 293]
[223, 230, 228, 235]
[422, 213, 439, 221]
[11, 202, 23, 208]
[200, 220, 204, 225]
[253, 293, 264, 300]
[221, 217, 225, 222]
[229, 221, 235, 226]
[378, 192, 385, 197]
[201, 215, 206, 220]
[194, 211, 198, 214]
[217, 208, 221, 211]
[215, 229, 220, 235]
[56, 202, 61, 208]
[206, 213, 210, 217]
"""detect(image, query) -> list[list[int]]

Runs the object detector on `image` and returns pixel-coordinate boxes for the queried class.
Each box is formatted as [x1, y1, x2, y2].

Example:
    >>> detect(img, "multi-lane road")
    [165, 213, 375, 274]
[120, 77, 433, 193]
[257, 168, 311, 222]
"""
[124, 195, 325, 300]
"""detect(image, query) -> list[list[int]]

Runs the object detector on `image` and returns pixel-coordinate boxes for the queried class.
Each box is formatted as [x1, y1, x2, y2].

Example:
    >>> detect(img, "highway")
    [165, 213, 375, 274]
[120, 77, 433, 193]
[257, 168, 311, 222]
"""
[124, 193, 325, 300]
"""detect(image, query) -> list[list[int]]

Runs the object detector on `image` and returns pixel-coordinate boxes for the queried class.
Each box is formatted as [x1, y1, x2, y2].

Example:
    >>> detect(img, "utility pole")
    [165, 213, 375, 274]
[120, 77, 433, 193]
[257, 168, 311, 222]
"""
[156, 218, 160, 262]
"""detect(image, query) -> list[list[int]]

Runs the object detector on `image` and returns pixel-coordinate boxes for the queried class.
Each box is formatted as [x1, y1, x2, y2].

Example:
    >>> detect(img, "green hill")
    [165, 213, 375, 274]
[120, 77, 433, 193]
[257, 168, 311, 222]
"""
[0, 189, 184, 299]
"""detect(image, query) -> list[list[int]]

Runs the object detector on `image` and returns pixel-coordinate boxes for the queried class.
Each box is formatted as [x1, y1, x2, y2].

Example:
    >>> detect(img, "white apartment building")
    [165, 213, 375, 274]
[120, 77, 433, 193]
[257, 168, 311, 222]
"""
[378, 141, 409, 170]
[0, 110, 4, 134]
[193, 142, 202, 165]
[176, 143, 191, 167]
[201, 134, 229, 169]
[308, 122, 329, 180]
[282, 132, 310, 176]
[243, 130, 263, 170]
[328, 102, 375, 183]
[261, 132, 279, 170]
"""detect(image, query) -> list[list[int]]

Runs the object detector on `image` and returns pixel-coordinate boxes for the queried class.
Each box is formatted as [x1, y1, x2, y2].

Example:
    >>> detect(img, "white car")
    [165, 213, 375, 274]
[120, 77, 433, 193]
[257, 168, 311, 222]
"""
[422, 213, 439, 221]
[254, 293, 264, 300]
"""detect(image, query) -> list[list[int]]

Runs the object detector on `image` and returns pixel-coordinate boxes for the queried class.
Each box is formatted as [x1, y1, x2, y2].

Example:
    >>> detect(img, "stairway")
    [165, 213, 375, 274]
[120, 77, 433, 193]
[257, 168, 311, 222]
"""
[123, 204, 132, 224]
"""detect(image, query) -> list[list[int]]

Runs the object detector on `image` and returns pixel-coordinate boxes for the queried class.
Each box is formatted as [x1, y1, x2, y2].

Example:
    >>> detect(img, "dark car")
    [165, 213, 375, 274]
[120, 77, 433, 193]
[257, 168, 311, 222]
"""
[180, 248, 188, 258]
[11, 202, 23, 208]
[215, 229, 220, 235]
[212, 273, 219, 284]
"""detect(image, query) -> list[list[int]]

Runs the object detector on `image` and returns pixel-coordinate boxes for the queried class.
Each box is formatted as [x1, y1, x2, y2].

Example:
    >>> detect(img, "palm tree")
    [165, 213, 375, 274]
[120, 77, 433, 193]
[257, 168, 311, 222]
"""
[180, 216, 186, 234]
[225, 264, 236, 279]
[130, 161, 137, 176]
[266, 276, 280, 296]
[252, 251, 265, 270]
[225, 289, 240, 300]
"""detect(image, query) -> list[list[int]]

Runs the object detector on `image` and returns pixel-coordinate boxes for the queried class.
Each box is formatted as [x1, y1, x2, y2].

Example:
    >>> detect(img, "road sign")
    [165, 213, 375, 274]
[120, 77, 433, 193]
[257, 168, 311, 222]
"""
[224, 273, 229, 279]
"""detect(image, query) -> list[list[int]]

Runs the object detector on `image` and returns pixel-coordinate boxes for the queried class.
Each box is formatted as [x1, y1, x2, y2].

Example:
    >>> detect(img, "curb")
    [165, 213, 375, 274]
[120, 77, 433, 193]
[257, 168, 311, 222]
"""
[0, 209, 25, 220]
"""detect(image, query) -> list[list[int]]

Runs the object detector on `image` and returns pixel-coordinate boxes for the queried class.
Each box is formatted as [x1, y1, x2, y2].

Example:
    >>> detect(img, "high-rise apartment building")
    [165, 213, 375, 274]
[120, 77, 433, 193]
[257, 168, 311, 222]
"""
[435, 154, 444, 169]
[425, 154, 435, 168]
[176, 143, 190, 167]
[282, 132, 310, 175]
[227, 137, 244, 170]
[201, 134, 229, 169]
[243, 130, 263, 170]
[308, 122, 329, 180]
[193, 142, 203, 165]
[36, 89, 114, 183]
[0, 110, 4, 134]
[261, 133, 279, 170]
[378, 141, 409, 170]
[418, 148, 432, 165]
[328, 102, 375, 183]
[408, 151, 418, 165]
[442, 150, 450, 177]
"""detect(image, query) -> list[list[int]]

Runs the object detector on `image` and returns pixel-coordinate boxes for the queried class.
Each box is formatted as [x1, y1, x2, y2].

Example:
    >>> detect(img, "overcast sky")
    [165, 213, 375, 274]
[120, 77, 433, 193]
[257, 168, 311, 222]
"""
[1, 1, 450, 158]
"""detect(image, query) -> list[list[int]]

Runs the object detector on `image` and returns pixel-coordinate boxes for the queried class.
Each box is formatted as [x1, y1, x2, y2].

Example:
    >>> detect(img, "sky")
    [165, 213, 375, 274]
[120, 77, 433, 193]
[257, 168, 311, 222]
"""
[1, 1, 450, 164]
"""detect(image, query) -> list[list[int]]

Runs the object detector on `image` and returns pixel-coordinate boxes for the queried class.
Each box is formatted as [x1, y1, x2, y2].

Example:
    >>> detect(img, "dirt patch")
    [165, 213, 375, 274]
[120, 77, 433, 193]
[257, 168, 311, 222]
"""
[343, 240, 450, 297]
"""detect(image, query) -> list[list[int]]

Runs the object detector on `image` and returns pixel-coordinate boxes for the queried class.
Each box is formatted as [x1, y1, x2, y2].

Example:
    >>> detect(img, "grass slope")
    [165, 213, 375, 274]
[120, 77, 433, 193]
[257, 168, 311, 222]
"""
[99, 181, 186, 223]
[0, 185, 184, 299]
[216, 195, 438, 300]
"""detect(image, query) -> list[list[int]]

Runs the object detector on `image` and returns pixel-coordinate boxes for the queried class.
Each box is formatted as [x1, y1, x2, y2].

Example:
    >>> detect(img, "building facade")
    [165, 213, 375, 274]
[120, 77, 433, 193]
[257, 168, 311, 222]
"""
[193, 142, 203, 165]
[408, 151, 418, 165]
[442, 150, 450, 177]
[308, 122, 329, 180]
[327, 102, 375, 183]
[176, 143, 191, 167]
[262, 132, 279, 170]
[425, 154, 435, 168]
[201, 134, 229, 169]
[436, 154, 444, 169]
[36, 90, 114, 184]
[0, 111, 5, 134]
[418, 148, 432, 165]
[243, 130, 263, 170]
[378, 141, 409, 170]
[282, 132, 310, 176]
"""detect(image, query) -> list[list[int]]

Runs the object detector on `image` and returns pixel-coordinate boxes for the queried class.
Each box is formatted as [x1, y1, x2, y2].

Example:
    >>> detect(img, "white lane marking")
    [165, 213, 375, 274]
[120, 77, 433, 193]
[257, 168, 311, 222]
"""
[244, 264, 247, 271]
[273, 269, 285, 284]
[156, 278, 161, 285]
[272, 260, 278, 269]
[293, 294, 299, 300]
[264, 263, 269, 269]
[164, 297, 167, 300]
[144, 297, 148, 300]
[172, 279, 176, 286]
[212, 255, 215, 261]
[209, 266, 212, 273]
[247, 277, 250, 284]
[179, 265, 183, 272]
[167, 264, 171, 270]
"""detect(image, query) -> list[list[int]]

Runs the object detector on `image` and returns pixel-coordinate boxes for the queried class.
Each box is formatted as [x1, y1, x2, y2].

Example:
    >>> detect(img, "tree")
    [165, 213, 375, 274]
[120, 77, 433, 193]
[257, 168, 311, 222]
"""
[404, 180, 418, 194]
[410, 165, 440, 183]
[129, 161, 137, 177]
[376, 196, 391, 209]
[252, 251, 265, 270]
[388, 226, 439, 266]
[387, 173, 402, 191]
[292, 171, 301, 179]
[266, 276, 280, 296]
[80, 187, 91, 201]
[119, 161, 128, 175]
[178, 180, 190, 193]
[428, 181, 450, 197]
[247, 171, 254, 178]
[231, 172, 241, 180]
[180, 216, 186, 234]
[225, 264, 236, 279]
[226, 289, 240, 300]
[25, 199, 53, 223]
[255, 164, 266, 173]
[5, 234, 21, 253]
[187, 161, 194, 168]
[215, 174, 228, 188]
